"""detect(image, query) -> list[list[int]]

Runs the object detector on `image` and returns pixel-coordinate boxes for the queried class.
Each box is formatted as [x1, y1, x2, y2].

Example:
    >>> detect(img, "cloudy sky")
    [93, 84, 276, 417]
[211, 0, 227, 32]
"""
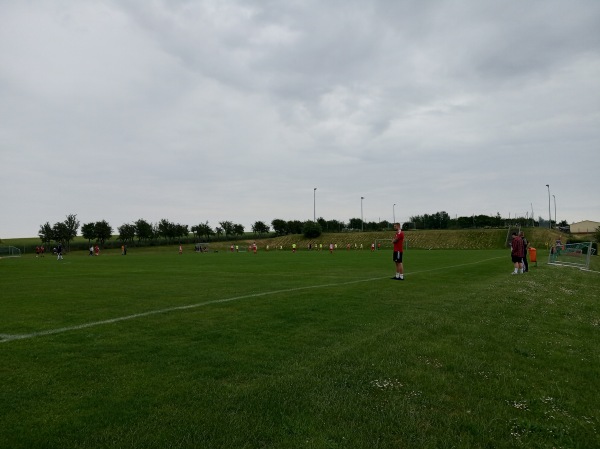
[1, 0, 599, 239]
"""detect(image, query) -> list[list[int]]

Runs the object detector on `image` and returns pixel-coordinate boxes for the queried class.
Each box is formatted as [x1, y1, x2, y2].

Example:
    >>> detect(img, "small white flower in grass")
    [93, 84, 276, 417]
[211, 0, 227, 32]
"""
[370, 378, 404, 390]
[507, 400, 529, 411]
[582, 416, 594, 425]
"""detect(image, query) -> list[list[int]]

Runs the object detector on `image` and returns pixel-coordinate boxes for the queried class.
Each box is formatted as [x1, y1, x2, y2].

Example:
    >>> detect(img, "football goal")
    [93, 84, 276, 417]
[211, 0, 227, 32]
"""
[0, 246, 22, 258]
[548, 241, 594, 270]
[194, 243, 210, 252]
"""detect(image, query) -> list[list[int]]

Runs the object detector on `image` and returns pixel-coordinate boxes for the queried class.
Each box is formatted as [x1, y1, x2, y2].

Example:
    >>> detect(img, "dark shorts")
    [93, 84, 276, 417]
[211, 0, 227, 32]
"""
[393, 251, 403, 263]
[511, 255, 522, 263]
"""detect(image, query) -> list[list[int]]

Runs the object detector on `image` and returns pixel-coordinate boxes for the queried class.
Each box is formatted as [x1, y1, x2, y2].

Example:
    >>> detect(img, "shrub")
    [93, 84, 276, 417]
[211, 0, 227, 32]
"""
[303, 221, 322, 239]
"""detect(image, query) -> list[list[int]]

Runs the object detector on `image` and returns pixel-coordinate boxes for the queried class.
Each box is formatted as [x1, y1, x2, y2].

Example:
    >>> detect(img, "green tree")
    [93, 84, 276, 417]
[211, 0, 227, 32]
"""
[219, 221, 234, 237]
[63, 213, 80, 250]
[303, 221, 322, 239]
[271, 219, 287, 236]
[158, 219, 174, 242]
[215, 227, 223, 238]
[324, 219, 344, 232]
[173, 224, 189, 241]
[233, 223, 245, 236]
[94, 220, 113, 247]
[378, 220, 391, 230]
[118, 223, 136, 243]
[594, 226, 600, 244]
[348, 217, 363, 230]
[193, 222, 215, 241]
[252, 221, 270, 237]
[52, 221, 69, 244]
[134, 219, 153, 242]
[191, 224, 200, 240]
[286, 220, 303, 234]
[38, 222, 54, 245]
[81, 222, 96, 244]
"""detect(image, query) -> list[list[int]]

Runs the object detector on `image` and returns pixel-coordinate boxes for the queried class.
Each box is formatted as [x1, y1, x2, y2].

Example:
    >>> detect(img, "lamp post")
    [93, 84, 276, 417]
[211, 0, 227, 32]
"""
[546, 184, 551, 229]
[313, 188, 317, 222]
[393, 203, 396, 224]
[361, 197, 364, 231]
[531, 203, 534, 227]
[553, 194, 557, 227]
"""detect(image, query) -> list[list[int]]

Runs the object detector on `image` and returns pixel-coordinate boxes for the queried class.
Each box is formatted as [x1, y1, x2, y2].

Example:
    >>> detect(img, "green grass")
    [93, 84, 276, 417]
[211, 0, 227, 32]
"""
[1, 248, 599, 448]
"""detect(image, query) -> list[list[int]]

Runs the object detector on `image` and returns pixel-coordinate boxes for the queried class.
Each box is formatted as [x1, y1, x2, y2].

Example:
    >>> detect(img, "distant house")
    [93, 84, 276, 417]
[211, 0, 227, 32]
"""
[569, 220, 600, 234]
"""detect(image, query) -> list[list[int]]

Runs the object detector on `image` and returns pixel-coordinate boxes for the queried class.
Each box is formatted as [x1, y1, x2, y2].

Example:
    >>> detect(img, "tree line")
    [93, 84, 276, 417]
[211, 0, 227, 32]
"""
[408, 212, 569, 230]
[37, 214, 368, 249]
[38, 215, 250, 250]
[38, 212, 571, 250]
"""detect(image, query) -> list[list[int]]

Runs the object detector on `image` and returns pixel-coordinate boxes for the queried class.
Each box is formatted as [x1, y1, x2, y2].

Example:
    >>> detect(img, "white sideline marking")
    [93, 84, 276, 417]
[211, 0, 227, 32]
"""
[1, 257, 503, 343]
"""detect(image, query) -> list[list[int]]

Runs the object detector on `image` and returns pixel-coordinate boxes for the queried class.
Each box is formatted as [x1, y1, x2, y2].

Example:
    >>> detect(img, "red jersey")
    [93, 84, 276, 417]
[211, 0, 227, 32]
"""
[393, 230, 404, 252]
[511, 236, 524, 258]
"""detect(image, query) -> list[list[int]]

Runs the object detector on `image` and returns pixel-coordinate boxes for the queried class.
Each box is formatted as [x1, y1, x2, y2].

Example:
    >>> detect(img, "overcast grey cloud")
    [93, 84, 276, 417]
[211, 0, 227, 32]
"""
[1, 0, 599, 238]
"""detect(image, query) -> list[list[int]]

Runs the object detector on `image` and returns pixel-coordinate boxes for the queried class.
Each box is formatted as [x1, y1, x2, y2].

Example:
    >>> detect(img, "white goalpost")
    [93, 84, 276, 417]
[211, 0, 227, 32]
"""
[548, 241, 594, 270]
[0, 246, 22, 258]
[194, 243, 210, 252]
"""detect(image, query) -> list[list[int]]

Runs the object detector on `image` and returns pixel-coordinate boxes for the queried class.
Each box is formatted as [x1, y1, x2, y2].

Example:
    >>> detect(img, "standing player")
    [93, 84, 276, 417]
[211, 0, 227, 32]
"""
[510, 232, 524, 274]
[392, 223, 404, 280]
[520, 231, 529, 272]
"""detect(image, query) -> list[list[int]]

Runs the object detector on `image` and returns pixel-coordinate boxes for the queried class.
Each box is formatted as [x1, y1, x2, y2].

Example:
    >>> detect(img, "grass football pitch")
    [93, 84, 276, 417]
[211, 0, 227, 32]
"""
[1, 248, 599, 448]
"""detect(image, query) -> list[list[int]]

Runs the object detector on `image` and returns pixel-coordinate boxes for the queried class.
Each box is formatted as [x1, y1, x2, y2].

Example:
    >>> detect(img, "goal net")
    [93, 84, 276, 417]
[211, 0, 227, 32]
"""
[194, 243, 210, 252]
[0, 246, 21, 258]
[548, 241, 594, 270]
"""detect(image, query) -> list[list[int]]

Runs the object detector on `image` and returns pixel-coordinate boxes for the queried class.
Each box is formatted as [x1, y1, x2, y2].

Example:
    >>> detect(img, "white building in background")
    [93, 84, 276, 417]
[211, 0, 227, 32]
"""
[569, 220, 600, 234]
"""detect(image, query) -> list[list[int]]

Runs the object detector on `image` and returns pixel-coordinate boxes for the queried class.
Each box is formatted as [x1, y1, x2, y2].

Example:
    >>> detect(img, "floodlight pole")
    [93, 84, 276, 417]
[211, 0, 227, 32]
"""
[546, 184, 551, 229]
[553, 194, 557, 227]
[361, 197, 364, 231]
[313, 188, 317, 222]
[393, 203, 396, 224]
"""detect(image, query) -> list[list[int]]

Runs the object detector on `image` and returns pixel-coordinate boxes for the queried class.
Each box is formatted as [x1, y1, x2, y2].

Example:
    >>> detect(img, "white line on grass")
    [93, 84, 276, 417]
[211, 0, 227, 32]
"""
[1, 256, 504, 343]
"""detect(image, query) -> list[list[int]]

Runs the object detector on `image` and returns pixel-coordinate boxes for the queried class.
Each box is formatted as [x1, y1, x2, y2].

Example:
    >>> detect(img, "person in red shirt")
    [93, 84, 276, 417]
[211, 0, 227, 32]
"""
[510, 232, 524, 274]
[392, 223, 405, 280]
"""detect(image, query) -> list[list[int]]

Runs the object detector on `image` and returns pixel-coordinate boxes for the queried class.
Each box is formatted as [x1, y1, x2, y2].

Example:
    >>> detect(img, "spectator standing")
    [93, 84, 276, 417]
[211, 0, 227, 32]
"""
[511, 232, 524, 274]
[520, 231, 529, 272]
